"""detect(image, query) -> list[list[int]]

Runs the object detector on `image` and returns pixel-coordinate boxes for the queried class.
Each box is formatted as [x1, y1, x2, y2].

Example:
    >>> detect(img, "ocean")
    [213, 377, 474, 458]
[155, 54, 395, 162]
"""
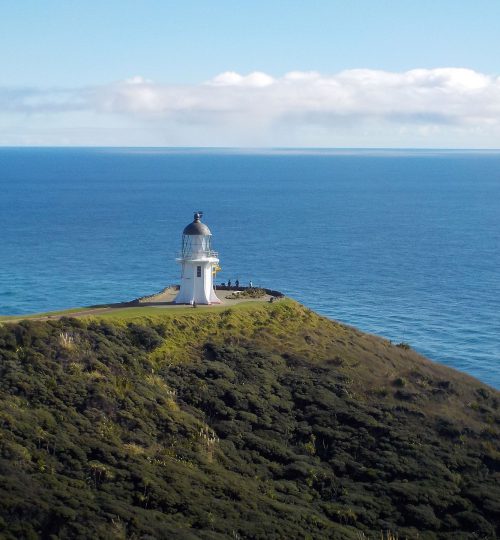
[0, 148, 499, 389]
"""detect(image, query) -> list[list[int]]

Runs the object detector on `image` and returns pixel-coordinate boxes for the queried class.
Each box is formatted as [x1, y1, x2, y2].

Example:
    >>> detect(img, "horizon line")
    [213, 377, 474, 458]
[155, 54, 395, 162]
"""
[1, 146, 500, 152]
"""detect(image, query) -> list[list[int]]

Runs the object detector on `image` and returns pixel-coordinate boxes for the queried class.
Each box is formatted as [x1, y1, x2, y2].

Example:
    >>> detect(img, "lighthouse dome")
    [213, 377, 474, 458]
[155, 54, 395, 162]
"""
[183, 212, 212, 236]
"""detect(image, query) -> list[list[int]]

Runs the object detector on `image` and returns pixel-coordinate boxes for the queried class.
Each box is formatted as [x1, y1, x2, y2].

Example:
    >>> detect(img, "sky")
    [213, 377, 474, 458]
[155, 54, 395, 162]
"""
[1, 0, 499, 148]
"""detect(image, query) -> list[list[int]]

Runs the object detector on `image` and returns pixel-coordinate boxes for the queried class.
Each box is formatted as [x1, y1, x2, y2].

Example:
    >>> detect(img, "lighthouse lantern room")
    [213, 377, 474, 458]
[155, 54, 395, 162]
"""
[174, 212, 221, 305]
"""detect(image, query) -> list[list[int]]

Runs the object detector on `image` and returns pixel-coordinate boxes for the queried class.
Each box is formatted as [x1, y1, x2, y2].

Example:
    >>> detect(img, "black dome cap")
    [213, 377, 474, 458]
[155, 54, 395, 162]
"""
[183, 212, 212, 236]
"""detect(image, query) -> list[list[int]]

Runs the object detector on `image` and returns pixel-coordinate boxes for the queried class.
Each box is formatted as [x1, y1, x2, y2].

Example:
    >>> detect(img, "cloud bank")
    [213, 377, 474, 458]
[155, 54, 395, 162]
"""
[1, 68, 500, 146]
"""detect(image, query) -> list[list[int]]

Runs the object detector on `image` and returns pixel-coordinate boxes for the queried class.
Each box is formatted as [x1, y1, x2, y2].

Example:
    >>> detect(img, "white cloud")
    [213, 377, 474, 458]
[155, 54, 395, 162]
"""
[1, 68, 500, 146]
[207, 71, 275, 87]
[95, 68, 500, 125]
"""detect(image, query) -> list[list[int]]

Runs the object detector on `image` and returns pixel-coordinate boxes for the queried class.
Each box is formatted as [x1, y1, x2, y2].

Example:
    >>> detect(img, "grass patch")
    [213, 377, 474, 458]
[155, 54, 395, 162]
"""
[0, 307, 87, 322]
[0, 300, 272, 324]
[93, 300, 272, 321]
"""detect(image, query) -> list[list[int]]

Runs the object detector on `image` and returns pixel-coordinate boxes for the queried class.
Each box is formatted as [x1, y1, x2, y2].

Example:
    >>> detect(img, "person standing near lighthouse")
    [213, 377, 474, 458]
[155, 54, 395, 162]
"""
[174, 212, 221, 305]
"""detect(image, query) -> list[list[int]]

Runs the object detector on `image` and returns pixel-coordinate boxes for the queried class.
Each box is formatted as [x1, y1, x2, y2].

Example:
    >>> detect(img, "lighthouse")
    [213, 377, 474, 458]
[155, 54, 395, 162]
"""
[174, 212, 221, 305]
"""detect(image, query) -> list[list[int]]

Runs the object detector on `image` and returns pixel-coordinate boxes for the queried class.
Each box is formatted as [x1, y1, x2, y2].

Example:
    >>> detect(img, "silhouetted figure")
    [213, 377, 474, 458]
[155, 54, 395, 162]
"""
[235, 279, 239, 288]
[228, 279, 231, 288]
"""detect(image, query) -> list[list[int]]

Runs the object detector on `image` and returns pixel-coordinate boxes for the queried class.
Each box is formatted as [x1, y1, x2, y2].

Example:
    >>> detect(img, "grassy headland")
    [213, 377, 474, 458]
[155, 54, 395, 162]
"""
[0, 300, 498, 539]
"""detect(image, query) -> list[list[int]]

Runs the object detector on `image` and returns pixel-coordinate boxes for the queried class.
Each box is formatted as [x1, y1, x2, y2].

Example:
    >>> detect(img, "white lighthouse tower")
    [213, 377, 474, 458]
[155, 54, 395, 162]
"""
[174, 212, 221, 305]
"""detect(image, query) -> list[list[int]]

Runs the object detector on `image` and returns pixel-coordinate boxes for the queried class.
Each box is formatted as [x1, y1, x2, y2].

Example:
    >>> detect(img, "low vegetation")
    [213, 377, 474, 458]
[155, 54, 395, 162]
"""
[225, 287, 267, 300]
[0, 301, 498, 539]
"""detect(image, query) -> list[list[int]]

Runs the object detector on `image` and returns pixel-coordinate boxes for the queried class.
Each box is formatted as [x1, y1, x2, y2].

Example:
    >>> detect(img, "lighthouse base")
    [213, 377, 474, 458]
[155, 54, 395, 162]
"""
[174, 289, 221, 305]
[174, 259, 221, 305]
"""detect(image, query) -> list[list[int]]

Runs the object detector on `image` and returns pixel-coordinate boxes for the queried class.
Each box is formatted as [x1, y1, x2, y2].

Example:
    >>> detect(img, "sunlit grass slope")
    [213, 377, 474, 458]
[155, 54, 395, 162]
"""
[0, 300, 498, 539]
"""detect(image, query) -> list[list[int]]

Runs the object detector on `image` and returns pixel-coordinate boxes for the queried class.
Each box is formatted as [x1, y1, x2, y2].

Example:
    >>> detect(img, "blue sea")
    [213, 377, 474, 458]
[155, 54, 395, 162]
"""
[0, 148, 499, 389]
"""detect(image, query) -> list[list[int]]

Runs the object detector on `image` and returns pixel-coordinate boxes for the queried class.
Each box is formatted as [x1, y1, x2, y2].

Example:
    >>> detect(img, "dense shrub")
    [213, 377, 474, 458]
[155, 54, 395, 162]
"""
[0, 306, 498, 539]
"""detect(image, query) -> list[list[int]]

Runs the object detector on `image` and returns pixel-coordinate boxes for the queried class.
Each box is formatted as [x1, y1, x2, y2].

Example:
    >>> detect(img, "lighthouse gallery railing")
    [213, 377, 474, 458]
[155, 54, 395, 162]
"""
[178, 249, 218, 259]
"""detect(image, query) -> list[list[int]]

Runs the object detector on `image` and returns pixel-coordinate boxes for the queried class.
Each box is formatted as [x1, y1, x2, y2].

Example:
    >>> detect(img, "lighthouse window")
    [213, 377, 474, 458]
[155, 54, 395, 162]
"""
[197, 266, 202, 277]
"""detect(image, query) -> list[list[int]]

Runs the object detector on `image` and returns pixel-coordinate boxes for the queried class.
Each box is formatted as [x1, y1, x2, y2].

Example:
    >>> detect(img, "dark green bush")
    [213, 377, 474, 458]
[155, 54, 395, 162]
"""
[0, 315, 498, 539]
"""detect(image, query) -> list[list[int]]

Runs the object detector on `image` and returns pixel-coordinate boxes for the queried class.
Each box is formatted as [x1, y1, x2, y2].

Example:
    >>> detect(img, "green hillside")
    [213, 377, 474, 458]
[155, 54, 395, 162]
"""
[0, 300, 498, 539]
